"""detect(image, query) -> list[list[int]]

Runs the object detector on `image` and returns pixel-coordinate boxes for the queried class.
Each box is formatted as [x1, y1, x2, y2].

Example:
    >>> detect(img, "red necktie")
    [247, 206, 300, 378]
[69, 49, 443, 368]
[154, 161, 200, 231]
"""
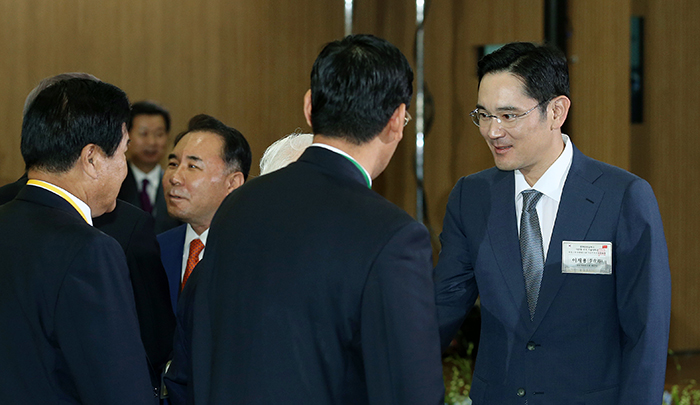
[181, 239, 204, 291]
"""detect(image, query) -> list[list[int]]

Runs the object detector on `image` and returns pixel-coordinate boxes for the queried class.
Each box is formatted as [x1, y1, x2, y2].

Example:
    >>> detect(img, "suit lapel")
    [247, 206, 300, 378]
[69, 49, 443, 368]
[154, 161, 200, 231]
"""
[530, 146, 604, 329]
[487, 171, 533, 326]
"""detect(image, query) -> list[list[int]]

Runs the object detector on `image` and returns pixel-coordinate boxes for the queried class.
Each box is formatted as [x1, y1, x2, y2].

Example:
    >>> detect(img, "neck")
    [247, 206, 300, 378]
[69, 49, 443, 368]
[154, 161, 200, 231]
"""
[132, 161, 158, 173]
[27, 168, 87, 203]
[313, 135, 381, 179]
[521, 133, 565, 186]
[190, 222, 210, 236]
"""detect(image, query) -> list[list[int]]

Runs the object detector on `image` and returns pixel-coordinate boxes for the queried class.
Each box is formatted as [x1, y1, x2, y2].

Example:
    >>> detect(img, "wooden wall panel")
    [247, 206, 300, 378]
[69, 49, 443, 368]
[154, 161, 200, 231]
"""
[635, 0, 700, 351]
[567, 0, 631, 169]
[0, 0, 343, 186]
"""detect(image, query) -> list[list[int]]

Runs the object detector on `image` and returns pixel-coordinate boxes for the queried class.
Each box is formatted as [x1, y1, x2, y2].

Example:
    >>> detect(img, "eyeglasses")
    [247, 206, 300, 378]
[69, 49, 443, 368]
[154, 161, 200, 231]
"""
[469, 99, 550, 128]
[404, 111, 412, 127]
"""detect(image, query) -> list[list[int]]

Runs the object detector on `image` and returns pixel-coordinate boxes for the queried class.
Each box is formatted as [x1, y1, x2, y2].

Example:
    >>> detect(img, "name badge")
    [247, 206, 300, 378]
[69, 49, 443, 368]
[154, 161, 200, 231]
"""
[561, 241, 612, 275]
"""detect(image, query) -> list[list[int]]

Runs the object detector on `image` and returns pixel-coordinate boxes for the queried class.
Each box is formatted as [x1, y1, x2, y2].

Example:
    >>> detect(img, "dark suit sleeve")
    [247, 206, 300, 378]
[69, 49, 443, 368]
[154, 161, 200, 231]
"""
[433, 178, 479, 349]
[54, 235, 156, 404]
[615, 178, 671, 404]
[125, 211, 176, 373]
[360, 221, 445, 405]
[163, 260, 200, 405]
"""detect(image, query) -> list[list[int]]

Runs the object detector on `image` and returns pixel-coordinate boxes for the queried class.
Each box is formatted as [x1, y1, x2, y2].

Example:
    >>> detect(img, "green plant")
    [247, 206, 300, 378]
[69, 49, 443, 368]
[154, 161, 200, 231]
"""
[442, 334, 474, 405]
[667, 380, 700, 405]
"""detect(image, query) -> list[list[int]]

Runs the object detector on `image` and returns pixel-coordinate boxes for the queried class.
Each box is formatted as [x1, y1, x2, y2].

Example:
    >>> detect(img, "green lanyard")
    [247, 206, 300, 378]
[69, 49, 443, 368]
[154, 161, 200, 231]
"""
[341, 155, 371, 189]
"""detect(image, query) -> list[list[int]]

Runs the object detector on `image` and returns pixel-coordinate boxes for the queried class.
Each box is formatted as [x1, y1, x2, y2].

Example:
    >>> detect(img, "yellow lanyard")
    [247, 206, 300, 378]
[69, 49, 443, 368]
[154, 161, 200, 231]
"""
[26, 179, 90, 224]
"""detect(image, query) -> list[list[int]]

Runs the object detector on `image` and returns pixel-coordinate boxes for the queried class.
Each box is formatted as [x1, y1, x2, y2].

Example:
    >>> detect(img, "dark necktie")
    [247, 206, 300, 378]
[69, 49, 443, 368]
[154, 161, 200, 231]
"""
[520, 190, 544, 320]
[182, 239, 204, 291]
[140, 178, 153, 214]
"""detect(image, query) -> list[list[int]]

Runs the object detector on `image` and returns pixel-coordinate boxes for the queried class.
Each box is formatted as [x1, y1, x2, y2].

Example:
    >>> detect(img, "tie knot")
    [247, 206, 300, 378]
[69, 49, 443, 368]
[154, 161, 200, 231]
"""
[141, 178, 150, 189]
[189, 238, 205, 256]
[522, 190, 543, 211]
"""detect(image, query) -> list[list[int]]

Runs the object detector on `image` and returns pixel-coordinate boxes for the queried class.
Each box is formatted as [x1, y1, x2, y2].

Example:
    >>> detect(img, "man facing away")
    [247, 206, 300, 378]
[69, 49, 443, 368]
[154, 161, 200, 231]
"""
[0, 78, 156, 404]
[434, 42, 671, 404]
[157, 114, 251, 312]
[165, 34, 445, 405]
[0, 73, 176, 396]
[119, 100, 181, 233]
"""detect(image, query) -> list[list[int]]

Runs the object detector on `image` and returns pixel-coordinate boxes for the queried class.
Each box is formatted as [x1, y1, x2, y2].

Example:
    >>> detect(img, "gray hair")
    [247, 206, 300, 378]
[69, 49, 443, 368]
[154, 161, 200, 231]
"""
[259, 132, 314, 175]
[23, 72, 100, 117]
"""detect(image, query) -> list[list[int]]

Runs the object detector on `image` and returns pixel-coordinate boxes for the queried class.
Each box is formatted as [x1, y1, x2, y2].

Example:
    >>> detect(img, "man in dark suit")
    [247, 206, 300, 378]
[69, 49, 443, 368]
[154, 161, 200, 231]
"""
[0, 175, 175, 390]
[0, 73, 176, 396]
[157, 114, 250, 312]
[0, 78, 156, 403]
[118, 100, 181, 233]
[434, 42, 671, 404]
[164, 34, 445, 405]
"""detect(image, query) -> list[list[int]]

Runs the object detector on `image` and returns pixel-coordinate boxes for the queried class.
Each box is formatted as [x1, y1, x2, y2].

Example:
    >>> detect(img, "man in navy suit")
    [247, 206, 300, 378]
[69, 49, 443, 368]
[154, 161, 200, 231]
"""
[157, 114, 250, 312]
[434, 42, 671, 404]
[0, 78, 155, 403]
[165, 34, 444, 405]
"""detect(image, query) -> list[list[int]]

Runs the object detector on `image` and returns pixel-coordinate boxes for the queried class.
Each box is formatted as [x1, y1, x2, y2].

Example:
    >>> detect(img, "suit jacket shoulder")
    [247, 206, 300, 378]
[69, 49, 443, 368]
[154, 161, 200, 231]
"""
[0, 174, 28, 205]
[0, 186, 156, 404]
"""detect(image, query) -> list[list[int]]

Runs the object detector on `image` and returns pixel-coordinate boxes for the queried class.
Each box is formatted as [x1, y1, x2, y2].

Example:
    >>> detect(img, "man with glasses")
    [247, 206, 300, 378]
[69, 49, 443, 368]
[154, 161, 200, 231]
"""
[434, 42, 670, 404]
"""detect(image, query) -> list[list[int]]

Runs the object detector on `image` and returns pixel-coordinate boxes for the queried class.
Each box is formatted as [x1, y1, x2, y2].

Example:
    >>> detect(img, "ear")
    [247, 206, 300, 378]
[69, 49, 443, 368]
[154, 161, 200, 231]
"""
[303, 89, 313, 129]
[550, 95, 571, 130]
[379, 103, 406, 144]
[80, 144, 100, 179]
[225, 171, 245, 194]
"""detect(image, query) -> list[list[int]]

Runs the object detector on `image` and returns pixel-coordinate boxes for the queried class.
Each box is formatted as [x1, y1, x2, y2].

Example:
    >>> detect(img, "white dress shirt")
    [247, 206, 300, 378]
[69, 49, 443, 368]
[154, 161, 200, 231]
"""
[514, 134, 573, 260]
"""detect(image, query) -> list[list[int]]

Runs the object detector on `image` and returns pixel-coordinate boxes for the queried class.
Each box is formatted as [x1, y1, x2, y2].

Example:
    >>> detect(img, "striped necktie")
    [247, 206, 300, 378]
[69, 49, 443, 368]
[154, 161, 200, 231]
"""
[520, 190, 544, 320]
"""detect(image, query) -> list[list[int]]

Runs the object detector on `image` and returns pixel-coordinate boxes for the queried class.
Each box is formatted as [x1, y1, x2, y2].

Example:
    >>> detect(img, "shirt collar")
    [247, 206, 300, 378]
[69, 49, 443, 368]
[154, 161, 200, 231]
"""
[185, 223, 209, 247]
[26, 179, 93, 225]
[515, 134, 573, 202]
[309, 143, 372, 188]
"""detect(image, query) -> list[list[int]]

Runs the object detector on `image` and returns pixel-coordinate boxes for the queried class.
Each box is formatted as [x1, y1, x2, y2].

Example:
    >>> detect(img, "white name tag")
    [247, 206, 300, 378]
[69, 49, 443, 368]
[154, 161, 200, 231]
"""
[561, 241, 613, 275]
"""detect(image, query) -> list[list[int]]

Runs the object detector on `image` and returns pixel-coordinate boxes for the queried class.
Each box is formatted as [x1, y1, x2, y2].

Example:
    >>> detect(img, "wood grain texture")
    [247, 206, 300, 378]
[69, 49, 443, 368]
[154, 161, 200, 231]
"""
[567, 0, 631, 169]
[0, 0, 342, 185]
[635, 0, 700, 351]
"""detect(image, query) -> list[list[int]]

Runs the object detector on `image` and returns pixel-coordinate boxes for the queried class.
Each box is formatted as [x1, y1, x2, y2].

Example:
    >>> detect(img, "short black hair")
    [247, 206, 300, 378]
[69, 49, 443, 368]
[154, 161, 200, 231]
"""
[21, 78, 130, 173]
[478, 42, 570, 113]
[128, 100, 171, 132]
[174, 114, 252, 180]
[310, 34, 413, 144]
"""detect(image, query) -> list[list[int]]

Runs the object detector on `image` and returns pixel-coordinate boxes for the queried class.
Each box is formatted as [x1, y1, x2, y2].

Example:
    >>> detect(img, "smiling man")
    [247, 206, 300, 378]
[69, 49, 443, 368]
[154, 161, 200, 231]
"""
[434, 42, 671, 404]
[157, 114, 250, 311]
